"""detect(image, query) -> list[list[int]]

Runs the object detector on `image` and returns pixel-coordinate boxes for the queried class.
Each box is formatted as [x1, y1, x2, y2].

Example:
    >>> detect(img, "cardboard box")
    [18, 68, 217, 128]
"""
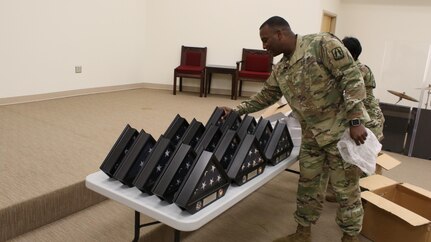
[375, 152, 401, 175]
[261, 99, 291, 120]
[360, 174, 431, 242]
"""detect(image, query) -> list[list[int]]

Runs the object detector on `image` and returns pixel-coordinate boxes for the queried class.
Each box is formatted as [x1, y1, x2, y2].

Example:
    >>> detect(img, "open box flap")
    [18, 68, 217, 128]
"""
[376, 153, 401, 170]
[362, 191, 430, 226]
[360, 174, 398, 191]
[402, 183, 431, 199]
[261, 101, 291, 119]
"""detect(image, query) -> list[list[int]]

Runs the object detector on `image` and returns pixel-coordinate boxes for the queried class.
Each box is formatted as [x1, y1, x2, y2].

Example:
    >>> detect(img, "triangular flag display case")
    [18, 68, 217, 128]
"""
[227, 134, 266, 185]
[133, 136, 175, 194]
[213, 129, 241, 170]
[206, 107, 242, 133]
[206, 107, 225, 127]
[179, 118, 205, 149]
[174, 150, 230, 214]
[98, 111, 296, 214]
[99, 124, 139, 178]
[194, 124, 222, 155]
[113, 130, 156, 187]
[152, 143, 197, 203]
[163, 114, 189, 146]
[264, 121, 294, 166]
[236, 114, 257, 140]
[219, 111, 242, 133]
[254, 118, 273, 157]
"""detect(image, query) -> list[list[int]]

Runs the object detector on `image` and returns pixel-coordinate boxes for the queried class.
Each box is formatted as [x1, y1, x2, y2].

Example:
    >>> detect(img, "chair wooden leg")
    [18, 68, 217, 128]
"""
[199, 77, 204, 97]
[239, 80, 243, 97]
[208, 77, 211, 95]
[204, 72, 209, 97]
[179, 78, 183, 92]
[173, 74, 177, 95]
[233, 76, 238, 100]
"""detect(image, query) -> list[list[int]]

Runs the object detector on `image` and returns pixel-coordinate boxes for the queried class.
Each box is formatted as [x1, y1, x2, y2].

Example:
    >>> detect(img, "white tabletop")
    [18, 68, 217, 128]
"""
[85, 147, 299, 231]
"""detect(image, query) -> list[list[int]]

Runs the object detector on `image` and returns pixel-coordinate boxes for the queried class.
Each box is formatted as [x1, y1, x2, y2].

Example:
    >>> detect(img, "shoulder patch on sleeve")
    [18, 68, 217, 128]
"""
[331, 47, 345, 60]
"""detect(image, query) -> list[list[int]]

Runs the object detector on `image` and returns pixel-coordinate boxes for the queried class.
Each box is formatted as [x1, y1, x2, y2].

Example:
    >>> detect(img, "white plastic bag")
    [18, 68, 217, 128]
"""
[337, 128, 382, 175]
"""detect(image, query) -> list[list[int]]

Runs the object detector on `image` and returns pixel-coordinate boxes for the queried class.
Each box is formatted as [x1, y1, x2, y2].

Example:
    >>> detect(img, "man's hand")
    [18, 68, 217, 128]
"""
[349, 124, 367, 145]
[221, 106, 233, 118]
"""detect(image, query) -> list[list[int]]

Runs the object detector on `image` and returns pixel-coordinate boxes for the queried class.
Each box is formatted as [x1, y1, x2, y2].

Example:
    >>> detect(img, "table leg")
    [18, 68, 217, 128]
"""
[174, 229, 181, 242]
[233, 76, 238, 100]
[133, 211, 162, 242]
[205, 72, 212, 97]
[133, 211, 140, 242]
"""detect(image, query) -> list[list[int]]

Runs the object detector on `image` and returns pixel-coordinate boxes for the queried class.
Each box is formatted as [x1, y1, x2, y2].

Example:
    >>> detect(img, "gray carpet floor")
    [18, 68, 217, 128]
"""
[2, 88, 430, 242]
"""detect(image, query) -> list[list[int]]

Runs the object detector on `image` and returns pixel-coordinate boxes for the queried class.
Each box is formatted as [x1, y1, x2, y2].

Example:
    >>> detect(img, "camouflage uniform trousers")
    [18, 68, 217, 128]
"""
[295, 129, 363, 236]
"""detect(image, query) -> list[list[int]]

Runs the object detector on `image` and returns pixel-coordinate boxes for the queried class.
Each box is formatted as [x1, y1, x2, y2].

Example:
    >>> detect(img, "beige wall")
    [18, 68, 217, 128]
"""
[337, 0, 431, 107]
[1, 0, 341, 99]
[142, 0, 340, 93]
[0, 0, 148, 99]
[5, 0, 431, 105]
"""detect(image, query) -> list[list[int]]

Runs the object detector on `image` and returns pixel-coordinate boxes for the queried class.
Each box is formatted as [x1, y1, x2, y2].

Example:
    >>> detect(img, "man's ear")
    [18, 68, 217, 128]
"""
[276, 30, 283, 40]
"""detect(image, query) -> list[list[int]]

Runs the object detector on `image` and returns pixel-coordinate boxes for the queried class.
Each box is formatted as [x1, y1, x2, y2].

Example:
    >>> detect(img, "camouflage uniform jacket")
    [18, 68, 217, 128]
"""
[236, 33, 370, 147]
[357, 61, 385, 140]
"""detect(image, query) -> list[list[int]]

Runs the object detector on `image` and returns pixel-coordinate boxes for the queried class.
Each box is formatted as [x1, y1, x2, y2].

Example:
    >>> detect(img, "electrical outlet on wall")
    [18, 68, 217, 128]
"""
[75, 66, 82, 73]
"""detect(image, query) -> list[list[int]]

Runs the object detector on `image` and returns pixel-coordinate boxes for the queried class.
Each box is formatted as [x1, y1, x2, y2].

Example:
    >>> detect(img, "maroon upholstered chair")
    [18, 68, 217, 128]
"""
[235, 48, 273, 99]
[173, 46, 207, 97]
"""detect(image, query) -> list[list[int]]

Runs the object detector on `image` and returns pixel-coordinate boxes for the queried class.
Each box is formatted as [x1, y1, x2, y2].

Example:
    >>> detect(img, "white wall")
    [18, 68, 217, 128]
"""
[0, 0, 147, 98]
[143, 0, 339, 92]
[7, 0, 431, 105]
[337, 0, 431, 107]
[1, 0, 340, 99]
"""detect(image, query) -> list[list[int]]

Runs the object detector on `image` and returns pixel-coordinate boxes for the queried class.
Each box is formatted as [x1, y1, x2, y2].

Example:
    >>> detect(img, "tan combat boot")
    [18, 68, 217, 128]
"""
[273, 224, 311, 242]
[341, 233, 359, 242]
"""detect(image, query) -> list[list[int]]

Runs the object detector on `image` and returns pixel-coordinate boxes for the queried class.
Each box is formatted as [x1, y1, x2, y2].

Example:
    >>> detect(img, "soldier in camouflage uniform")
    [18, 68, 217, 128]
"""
[342, 36, 385, 141]
[226, 16, 369, 242]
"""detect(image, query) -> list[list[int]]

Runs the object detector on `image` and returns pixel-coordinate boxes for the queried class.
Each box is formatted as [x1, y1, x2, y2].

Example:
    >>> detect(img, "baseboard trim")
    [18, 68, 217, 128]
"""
[180, 86, 255, 97]
[0, 83, 172, 106]
[0, 83, 256, 105]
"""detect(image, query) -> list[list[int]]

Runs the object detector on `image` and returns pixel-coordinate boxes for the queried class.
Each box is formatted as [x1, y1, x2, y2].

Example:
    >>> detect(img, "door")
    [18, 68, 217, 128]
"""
[321, 12, 336, 33]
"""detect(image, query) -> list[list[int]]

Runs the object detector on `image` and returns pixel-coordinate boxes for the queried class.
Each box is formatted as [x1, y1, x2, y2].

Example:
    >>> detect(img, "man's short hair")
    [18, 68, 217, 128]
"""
[342, 37, 362, 61]
[260, 16, 290, 30]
